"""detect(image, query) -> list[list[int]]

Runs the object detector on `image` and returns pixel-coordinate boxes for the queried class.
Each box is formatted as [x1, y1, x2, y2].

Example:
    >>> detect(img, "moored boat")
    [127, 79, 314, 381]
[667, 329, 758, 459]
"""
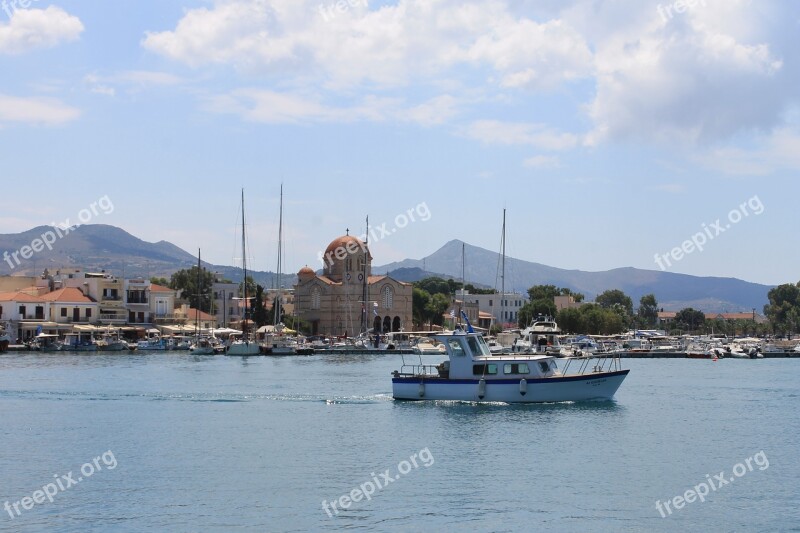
[392, 330, 629, 403]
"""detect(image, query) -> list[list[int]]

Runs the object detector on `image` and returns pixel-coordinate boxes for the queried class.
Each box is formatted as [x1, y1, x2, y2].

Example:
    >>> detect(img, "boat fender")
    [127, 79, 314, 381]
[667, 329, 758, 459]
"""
[519, 378, 527, 396]
[478, 378, 486, 400]
[418, 382, 425, 398]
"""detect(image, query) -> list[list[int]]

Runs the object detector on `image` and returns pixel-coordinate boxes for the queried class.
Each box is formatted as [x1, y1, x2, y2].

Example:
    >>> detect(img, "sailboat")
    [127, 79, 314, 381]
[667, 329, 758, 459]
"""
[190, 248, 216, 355]
[226, 189, 262, 356]
[268, 184, 298, 355]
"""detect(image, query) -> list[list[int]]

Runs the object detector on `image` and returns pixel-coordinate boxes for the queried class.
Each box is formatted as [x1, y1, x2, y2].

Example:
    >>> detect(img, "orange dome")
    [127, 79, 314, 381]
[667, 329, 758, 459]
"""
[297, 266, 316, 280]
[324, 234, 366, 258]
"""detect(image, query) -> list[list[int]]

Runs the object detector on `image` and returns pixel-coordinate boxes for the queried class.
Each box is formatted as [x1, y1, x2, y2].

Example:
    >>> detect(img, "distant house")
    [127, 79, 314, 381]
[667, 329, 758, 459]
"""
[40, 287, 98, 326]
[656, 311, 677, 325]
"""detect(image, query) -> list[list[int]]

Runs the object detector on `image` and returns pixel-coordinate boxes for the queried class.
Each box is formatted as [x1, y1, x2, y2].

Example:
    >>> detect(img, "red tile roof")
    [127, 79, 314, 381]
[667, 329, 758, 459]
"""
[0, 291, 46, 302]
[39, 287, 95, 303]
[149, 284, 174, 293]
[185, 308, 215, 321]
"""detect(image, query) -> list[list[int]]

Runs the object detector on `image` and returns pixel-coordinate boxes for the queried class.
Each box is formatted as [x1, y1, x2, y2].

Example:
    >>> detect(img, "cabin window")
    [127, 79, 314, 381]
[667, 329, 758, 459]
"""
[473, 364, 498, 375]
[503, 363, 530, 375]
[538, 361, 550, 373]
[467, 336, 481, 355]
[448, 339, 466, 356]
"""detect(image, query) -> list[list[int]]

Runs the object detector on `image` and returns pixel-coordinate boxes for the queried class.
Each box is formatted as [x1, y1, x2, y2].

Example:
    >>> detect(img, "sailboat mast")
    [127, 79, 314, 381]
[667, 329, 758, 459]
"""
[275, 184, 283, 327]
[501, 208, 506, 330]
[241, 189, 248, 337]
[459, 242, 465, 327]
[196, 248, 201, 337]
[362, 215, 369, 334]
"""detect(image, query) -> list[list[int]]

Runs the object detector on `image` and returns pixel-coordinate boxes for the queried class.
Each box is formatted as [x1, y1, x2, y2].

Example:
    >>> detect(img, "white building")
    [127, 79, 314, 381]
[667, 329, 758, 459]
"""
[458, 291, 527, 328]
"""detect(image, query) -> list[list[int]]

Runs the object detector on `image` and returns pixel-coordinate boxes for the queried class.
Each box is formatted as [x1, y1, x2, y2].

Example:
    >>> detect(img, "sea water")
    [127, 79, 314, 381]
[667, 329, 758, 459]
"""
[1, 351, 798, 532]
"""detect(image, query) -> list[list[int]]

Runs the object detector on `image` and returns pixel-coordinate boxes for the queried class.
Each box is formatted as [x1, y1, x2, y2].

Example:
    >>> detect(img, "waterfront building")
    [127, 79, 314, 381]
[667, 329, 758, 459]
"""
[294, 232, 412, 337]
[457, 291, 527, 328]
[212, 280, 240, 328]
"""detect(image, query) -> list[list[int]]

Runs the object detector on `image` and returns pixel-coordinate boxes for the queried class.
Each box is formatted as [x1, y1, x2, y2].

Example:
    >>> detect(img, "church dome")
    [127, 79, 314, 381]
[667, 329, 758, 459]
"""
[297, 265, 316, 281]
[324, 234, 366, 258]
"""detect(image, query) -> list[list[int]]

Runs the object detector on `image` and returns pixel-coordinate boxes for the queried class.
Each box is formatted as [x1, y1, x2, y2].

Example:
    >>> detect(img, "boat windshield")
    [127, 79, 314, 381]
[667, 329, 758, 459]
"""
[469, 335, 492, 356]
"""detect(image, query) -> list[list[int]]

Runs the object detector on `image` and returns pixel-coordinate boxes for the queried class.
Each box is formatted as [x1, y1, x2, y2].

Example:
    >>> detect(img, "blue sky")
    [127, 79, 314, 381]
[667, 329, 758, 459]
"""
[0, 0, 797, 286]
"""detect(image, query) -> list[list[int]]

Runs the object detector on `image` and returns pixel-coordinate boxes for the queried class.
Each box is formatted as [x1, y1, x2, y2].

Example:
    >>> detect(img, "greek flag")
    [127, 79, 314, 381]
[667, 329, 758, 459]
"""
[461, 310, 475, 333]
[449, 309, 456, 319]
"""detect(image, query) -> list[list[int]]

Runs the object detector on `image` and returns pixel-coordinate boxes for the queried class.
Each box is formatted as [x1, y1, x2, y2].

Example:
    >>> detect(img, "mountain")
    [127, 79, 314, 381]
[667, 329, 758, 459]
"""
[0, 224, 290, 286]
[374, 240, 772, 313]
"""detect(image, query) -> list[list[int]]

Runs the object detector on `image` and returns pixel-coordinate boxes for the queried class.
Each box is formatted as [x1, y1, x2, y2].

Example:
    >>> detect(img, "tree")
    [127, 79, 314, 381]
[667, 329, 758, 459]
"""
[596, 289, 633, 315]
[412, 288, 432, 329]
[557, 307, 585, 333]
[518, 299, 557, 327]
[252, 285, 268, 327]
[675, 308, 705, 333]
[426, 293, 451, 327]
[150, 277, 169, 287]
[764, 282, 800, 334]
[637, 294, 659, 328]
[239, 275, 256, 299]
[169, 267, 215, 312]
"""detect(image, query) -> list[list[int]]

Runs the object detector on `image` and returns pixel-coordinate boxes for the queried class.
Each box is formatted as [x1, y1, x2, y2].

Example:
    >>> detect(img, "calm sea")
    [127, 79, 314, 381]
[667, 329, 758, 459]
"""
[1, 351, 798, 532]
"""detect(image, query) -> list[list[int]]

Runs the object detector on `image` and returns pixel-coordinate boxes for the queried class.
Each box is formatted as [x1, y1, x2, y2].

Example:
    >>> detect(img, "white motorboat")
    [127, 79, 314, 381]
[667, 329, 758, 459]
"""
[31, 333, 63, 352]
[190, 337, 217, 355]
[512, 318, 562, 355]
[62, 332, 98, 352]
[392, 330, 629, 403]
[137, 335, 167, 350]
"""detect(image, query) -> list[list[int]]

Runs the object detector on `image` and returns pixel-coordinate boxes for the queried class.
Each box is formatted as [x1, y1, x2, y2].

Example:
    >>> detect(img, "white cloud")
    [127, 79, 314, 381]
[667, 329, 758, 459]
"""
[524, 155, 561, 168]
[0, 6, 83, 54]
[0, 93, 79, 124]
[465, 120, 578, 151]
[142, 0, 593, 91]
[584, 1, 789, 145]
[203, 88, 459, 127]
[695, 128, 800, 176]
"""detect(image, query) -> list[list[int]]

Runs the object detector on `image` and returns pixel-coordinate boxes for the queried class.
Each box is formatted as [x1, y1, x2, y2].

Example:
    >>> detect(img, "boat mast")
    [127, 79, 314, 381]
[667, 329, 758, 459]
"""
[458, 241, 465, 327]
[241, 189, 249, 338]
[501, 208, 506, 330]
[361, 215, 369, 335]
[196, 248, 201, 337]
[274, 184, 283, 327]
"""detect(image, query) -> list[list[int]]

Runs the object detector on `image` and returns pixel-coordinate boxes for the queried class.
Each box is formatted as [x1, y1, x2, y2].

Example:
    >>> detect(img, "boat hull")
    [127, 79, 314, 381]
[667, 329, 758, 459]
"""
[392, 370, 629, 403]
[226, 342, 261, 356]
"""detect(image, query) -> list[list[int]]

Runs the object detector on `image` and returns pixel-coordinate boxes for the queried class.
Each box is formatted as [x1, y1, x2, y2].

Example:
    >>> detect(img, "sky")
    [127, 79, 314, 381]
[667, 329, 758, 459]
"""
[0, 0, 798, 286]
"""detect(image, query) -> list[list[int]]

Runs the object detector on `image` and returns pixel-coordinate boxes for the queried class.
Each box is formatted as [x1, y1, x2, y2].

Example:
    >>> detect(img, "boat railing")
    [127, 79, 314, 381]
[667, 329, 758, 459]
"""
[561, 351, 624, 375]
[394, 353, 440, 377]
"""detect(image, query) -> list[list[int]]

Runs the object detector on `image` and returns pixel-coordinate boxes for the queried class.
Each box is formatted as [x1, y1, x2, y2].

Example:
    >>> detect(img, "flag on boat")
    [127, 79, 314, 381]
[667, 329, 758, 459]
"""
[461, 310, 475, 333]
[449, 309, 456, 319]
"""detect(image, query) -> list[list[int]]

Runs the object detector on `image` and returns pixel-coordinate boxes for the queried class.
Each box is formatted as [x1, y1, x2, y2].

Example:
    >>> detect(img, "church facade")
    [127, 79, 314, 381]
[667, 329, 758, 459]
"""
[294, 232, 412, 337]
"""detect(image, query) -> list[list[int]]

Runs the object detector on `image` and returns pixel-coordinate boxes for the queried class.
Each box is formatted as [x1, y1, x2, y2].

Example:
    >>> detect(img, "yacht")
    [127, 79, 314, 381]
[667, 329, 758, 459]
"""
[392, 330, 629, 403]
[512, 318, 562, 355]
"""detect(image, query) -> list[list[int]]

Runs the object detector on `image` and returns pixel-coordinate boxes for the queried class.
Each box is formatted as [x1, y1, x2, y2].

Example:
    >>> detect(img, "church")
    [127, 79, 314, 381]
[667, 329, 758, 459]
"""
[294, 231, 413, 337]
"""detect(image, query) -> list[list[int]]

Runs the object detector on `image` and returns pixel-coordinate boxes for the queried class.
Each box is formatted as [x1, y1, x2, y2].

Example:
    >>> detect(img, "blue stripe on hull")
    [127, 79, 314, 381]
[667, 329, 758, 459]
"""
[392, 369, 629, 385]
